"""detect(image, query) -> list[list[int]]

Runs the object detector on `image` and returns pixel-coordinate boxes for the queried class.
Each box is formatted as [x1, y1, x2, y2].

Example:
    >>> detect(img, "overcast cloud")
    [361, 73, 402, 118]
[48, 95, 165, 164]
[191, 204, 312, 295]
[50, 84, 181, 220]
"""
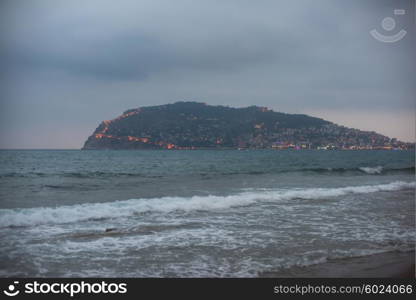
[0, 0, 414, 148]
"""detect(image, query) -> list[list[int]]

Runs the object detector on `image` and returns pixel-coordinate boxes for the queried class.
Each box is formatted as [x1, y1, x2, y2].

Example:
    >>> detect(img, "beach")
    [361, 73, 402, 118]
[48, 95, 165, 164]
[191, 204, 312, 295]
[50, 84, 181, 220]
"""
[260, 250, 415, 278]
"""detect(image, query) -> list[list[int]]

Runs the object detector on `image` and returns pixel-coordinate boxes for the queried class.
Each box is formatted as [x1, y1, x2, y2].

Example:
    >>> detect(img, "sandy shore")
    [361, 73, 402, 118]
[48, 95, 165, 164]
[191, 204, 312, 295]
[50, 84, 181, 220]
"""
[260, 250, 415, 278]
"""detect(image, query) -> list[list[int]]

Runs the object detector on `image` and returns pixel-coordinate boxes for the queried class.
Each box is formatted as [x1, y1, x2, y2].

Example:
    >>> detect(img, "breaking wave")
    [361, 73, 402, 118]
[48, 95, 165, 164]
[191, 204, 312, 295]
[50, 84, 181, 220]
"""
[0, 181, 414, 228]
[358, 166, 383, 174]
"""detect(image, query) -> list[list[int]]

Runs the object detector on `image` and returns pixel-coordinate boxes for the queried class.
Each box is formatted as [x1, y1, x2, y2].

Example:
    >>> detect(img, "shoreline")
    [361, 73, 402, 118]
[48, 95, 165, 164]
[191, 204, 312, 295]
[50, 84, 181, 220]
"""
[80, 148, 414, 151]
[259, 250, 415, 278]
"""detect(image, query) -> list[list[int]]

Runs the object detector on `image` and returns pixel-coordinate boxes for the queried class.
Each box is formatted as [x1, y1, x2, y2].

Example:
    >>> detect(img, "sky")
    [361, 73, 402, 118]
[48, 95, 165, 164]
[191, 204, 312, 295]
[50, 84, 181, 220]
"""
[0, 0, 415, 149]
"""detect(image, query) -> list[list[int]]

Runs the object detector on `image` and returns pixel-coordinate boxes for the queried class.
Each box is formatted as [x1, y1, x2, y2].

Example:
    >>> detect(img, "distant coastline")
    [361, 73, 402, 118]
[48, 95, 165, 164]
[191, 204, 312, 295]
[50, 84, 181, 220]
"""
[82, 102, 415, 151]
[80, 147, 413, 151]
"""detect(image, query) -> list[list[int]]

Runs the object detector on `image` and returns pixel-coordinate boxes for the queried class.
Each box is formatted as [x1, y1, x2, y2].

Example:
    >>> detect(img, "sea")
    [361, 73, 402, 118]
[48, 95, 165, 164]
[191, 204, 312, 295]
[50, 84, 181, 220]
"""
[0, 149, 414, 277]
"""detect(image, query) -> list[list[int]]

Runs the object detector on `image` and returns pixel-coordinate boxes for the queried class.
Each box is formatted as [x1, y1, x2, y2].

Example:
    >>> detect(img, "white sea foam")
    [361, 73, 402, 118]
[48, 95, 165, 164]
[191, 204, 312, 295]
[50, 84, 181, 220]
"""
[0, 181, 414, 227]
[359, 166, 383, 174]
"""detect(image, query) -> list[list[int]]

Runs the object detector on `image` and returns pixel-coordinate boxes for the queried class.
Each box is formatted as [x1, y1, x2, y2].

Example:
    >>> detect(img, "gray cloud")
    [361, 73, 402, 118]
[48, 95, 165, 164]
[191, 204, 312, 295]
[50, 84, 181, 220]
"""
[0, 0, 414, 148]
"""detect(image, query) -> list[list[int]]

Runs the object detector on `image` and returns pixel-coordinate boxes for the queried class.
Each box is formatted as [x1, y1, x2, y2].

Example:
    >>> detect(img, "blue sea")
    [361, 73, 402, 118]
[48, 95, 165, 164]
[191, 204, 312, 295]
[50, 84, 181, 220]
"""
[0, 150, 414, 277]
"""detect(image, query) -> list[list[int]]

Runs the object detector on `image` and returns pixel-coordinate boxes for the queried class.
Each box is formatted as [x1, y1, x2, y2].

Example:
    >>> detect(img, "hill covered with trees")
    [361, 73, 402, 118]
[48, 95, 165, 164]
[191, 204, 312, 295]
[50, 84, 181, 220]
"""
[82, 102, 412, 150]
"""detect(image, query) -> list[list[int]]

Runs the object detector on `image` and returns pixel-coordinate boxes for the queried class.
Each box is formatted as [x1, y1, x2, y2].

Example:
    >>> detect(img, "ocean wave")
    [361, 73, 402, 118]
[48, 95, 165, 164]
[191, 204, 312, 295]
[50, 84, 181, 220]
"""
[358, 166, 383, 174]
[0, 181, 414, 228]
[0, 171, 163, 179]
[0, 166, 413, 179]
[303, 166, 414, 175]
[213, 166, 415, 176]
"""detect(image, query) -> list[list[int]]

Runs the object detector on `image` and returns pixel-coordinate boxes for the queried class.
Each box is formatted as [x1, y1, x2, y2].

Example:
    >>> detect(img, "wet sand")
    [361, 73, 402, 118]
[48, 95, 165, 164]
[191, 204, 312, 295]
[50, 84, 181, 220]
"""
[260, 251, 415, 278]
